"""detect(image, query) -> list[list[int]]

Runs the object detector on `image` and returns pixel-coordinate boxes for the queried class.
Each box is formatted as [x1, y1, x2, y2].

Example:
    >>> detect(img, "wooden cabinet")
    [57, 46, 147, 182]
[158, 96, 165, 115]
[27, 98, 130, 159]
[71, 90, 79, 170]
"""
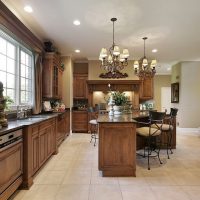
[43, 52, 63, 99]
[73, 74, 88, 99]
[57, 111, 70, 146]
[98, 122, 136, 177]
[23, 118, 56, 188]
[72, 111, 88, 133]
[140, 77, 154, 100]
[31, 130, 39, 175]
[0, 141, 23, 200]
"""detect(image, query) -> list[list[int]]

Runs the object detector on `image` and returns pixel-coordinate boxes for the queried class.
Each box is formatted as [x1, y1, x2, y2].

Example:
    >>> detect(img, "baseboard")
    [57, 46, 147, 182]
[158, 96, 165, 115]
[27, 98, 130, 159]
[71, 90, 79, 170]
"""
[177, 127, 200, 135]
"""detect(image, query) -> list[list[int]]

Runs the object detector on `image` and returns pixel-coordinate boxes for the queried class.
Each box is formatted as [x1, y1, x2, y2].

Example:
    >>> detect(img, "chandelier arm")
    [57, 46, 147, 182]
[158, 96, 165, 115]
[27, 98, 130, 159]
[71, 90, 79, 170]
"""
[99, 17, 129, 79]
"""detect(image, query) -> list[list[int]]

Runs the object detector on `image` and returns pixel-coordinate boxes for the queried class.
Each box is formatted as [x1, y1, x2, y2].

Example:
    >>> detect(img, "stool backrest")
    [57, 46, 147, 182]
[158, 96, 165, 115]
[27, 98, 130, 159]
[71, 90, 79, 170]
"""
[149, 111, 166, 124]
[170, 108, 178, 117]
[88, 107, 98, 120]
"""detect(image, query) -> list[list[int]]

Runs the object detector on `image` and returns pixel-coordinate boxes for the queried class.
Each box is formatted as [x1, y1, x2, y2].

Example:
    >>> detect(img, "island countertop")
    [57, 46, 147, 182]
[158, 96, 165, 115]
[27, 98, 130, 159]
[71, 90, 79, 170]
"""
[97, 111, 149, 123]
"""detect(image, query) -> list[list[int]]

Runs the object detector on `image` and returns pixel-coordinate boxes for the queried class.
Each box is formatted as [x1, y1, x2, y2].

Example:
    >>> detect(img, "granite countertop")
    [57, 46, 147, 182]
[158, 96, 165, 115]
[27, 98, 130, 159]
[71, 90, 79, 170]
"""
[0, 109, 70, 136]
[97, 111, 149, 123]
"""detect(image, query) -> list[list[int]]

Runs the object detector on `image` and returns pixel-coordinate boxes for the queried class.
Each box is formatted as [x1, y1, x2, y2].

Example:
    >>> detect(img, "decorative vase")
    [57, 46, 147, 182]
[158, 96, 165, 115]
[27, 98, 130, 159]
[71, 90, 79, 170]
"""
[113, 105, 123, 115]
[108, 98, 115, 116]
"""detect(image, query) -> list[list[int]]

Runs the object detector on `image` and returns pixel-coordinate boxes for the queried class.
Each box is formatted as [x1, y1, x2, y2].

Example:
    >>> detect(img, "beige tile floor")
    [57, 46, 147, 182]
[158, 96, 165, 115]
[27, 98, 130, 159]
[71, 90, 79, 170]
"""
[10, 130, 200, 200]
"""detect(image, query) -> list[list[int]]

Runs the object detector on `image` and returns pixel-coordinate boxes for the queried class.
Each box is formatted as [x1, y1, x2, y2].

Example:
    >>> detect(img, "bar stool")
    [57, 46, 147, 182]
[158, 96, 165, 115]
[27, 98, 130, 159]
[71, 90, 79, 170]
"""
[88, 107, 98, 146]
[136, 111, 166, 170]
[151, 108, 178, 159]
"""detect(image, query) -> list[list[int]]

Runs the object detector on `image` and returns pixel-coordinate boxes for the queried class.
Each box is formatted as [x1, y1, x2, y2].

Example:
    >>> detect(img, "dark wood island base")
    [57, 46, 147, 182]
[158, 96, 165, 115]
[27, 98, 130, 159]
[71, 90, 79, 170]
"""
[98, 115, 137, 177]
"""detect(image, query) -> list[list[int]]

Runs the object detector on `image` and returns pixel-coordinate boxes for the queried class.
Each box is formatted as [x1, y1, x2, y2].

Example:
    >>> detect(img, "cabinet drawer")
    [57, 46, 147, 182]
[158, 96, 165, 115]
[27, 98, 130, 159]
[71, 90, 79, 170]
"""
[72, 112, 88, 121]
[39, 119, 55, 130]
[72, 123, 88, 132]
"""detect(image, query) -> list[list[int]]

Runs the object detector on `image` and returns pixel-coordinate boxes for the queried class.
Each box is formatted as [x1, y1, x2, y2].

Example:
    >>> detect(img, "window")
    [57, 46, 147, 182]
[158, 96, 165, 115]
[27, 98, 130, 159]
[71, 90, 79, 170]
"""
[0, 28, 34, 108]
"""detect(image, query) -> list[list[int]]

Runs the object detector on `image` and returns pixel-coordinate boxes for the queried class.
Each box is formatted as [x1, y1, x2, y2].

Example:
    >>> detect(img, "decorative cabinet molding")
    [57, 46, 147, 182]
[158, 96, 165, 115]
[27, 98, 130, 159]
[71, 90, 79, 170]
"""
[87, 80, 141, 93]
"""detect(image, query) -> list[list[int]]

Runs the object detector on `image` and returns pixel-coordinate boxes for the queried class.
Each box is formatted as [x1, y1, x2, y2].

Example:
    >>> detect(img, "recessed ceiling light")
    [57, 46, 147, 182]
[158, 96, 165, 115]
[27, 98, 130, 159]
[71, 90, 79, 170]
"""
[73, 20, 80, 26]
[24, 5, 33, 13]
[167, 67, 171, 71]
[75, 49, 80, 53]
[152, 49, 158, 53]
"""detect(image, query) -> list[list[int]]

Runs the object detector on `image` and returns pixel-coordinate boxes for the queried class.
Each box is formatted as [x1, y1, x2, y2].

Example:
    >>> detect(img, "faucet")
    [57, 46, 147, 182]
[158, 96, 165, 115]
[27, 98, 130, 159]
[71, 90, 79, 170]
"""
[17, 106, 25, 119]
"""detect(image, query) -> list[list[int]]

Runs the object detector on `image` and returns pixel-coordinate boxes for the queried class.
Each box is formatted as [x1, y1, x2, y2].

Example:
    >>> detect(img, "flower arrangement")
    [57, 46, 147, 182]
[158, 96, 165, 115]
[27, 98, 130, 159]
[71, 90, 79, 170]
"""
[111, 91, 128, 106]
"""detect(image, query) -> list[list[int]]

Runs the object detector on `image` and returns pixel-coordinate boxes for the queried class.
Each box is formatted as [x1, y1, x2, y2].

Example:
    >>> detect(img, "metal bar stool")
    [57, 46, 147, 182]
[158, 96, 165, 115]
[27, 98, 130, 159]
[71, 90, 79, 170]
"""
[163, 108, 178, 158]
[151, 108, 178, 159]
[88, 107, 98, 146]
[136, 111, 166, 170]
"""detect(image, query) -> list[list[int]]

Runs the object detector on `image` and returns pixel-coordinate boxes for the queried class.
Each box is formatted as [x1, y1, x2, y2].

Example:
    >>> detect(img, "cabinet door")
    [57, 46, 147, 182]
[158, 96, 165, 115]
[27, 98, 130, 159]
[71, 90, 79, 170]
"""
[46, 126, 53, 157]
[39, 129, 47, 166]
[72, 111, 88, 133]
[43, 52, 62, 99]
[32, 133, 39, 174]
[58, 69, 63, 99]
[73, 74, 88, 98]
[140, 77, 153, 99]
[65, 111, 70, 136]
[0, 142, 23, 194]
[57, 116, 64, 146]
[42, 59, 53, 98]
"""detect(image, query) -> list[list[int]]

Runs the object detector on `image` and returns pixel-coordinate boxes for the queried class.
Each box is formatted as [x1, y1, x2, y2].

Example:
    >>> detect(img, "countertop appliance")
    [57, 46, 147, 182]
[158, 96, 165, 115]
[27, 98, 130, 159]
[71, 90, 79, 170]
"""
[0, 129, 23, 200]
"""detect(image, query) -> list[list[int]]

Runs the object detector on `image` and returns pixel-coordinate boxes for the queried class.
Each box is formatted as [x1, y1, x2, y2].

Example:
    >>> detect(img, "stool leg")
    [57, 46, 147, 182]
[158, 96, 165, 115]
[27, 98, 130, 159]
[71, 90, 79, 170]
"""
[158, 135, 163, 164]
[147, 137, 150, 170]
[167, 133, 170, 159]
[89, 131, 93, 143]
[94, 133, 96, 146]
[169, 131, 173, 154]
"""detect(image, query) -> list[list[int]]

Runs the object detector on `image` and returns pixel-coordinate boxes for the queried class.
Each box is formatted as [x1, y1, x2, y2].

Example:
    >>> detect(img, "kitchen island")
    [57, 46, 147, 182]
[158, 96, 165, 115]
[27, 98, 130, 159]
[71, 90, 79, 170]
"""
[97, 111, 177, 177]
[97, 112, 148, 177]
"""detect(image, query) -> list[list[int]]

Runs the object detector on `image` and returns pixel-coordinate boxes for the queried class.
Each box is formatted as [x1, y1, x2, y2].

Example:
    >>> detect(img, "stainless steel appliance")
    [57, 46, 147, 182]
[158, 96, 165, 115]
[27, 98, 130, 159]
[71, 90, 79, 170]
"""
[0, 129, 23, 200]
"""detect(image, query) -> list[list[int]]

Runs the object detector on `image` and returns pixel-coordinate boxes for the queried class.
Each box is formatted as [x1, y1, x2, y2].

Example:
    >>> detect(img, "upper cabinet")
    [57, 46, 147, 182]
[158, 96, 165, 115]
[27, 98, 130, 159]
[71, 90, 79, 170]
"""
[140, 77, 154, 100]
[73, 62, 88, 99]
[73, 74, 88, 99]
[42, 52, 63, 99]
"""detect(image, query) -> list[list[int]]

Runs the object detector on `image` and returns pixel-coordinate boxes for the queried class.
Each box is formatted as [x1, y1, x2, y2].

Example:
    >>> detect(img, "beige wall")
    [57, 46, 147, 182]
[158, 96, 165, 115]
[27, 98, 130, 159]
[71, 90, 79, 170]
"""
[153, 75, 171, 111]
[88, 60, 139, 80]
[61, 56, 73, 108]
[171, 62, 181, 83]
[177, 61, 200, 128]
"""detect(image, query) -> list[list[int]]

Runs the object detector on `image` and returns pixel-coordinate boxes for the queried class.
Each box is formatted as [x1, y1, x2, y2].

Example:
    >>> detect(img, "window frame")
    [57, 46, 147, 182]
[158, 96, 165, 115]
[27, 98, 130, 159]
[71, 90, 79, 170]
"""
[0, 27, 34, 110]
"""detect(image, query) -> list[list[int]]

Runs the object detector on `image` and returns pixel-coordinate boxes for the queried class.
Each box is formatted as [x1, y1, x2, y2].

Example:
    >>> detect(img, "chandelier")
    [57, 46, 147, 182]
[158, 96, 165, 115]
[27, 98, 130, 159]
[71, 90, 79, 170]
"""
[133, 37, 157, 78]
[99, 18, 129, 79]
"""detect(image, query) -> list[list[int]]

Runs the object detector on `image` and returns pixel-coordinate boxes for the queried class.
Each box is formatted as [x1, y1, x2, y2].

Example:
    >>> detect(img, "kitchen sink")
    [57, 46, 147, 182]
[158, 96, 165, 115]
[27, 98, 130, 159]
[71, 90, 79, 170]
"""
[29, 115, 48, 118]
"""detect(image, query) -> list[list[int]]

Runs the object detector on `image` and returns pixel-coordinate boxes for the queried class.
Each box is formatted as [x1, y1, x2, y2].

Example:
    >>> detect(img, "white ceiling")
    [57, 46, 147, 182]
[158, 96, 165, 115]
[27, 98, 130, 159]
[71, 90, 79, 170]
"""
[2, 0, 200, 75]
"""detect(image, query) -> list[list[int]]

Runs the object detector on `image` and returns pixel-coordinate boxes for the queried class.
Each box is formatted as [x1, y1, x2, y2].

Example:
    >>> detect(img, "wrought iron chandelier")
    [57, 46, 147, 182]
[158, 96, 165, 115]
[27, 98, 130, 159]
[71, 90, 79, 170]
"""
[99, 18, 129, 79]
[133, 37, 157, 78]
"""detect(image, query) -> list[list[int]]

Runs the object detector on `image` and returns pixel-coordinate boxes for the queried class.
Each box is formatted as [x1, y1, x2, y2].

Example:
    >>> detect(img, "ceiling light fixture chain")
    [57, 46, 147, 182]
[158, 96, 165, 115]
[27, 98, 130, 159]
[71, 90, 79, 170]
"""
[134, 37, 157, 78]
[99, 17, 129, 79]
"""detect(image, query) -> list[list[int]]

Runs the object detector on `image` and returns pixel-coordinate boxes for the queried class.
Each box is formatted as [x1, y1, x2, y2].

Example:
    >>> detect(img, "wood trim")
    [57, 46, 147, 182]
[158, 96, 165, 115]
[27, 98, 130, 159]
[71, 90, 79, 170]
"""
[87, 80, 141, 93]
[0, 1, 43, 52]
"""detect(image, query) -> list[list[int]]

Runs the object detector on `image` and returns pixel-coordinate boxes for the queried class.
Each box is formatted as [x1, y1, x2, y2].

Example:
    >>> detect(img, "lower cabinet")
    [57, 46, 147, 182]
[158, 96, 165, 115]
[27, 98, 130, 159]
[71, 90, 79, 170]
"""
[22, 117, 56, 189]
[72, 111, 88, 133]
[0, 141, 23, 200]
[57, 111, 70, 146]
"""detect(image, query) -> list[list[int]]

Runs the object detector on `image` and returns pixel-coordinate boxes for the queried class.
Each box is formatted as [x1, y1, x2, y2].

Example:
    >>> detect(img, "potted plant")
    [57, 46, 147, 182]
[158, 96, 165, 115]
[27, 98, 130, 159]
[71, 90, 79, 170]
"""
[111, 91, 128, 114]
